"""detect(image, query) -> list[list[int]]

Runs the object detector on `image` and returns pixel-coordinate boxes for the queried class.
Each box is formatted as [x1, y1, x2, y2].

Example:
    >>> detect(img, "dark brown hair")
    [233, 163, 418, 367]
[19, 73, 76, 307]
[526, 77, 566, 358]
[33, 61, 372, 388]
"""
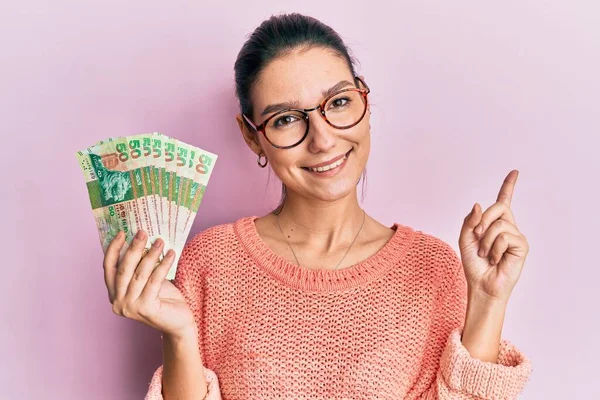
[234, 13, 368, 213]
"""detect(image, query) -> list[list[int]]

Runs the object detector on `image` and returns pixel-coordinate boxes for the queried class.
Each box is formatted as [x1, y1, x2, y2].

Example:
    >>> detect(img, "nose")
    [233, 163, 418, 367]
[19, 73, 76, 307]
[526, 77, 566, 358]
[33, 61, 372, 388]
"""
[306, 110, 337, 153]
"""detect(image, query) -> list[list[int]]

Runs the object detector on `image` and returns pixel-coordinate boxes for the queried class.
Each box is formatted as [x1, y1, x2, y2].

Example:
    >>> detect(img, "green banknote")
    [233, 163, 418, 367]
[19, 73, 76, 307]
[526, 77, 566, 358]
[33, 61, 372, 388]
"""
[76, 133, 218, 280]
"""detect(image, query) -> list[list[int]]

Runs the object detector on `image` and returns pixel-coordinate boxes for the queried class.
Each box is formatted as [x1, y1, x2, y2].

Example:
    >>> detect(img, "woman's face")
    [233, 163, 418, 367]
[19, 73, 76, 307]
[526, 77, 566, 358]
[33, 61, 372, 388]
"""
[238, 46, 370, 203]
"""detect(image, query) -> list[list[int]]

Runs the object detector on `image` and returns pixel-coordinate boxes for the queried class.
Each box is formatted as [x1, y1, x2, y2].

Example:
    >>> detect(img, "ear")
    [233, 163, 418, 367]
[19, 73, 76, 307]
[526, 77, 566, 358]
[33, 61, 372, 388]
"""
[236, 114, 263, 156]
[358, 75, 371, 114]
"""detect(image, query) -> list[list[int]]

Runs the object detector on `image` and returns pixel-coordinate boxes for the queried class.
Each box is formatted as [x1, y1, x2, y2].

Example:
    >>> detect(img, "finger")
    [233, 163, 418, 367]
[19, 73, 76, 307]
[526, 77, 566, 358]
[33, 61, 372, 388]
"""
[477, 219, 521, 259]
[104, 231, 126, 302]
[139, 249, 176, 302]
[114, 230, 148, 300]
[474, 201, 516, 237]
[124, 238, 165, 301]
[487, 232, 527, 265]
[496, 170, 519, 208]
[459, 202, 482, 247]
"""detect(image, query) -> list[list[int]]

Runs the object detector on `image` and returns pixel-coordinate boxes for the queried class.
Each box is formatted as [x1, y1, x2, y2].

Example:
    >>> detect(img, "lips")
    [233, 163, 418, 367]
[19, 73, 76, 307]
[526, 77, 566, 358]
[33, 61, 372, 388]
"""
[302, 149, 352, 170]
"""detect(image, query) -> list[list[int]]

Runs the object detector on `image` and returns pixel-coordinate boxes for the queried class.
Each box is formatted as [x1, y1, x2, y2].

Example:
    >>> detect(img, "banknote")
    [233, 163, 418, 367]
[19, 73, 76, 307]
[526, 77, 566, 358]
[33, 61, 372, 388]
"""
[76, 133, 217, 280]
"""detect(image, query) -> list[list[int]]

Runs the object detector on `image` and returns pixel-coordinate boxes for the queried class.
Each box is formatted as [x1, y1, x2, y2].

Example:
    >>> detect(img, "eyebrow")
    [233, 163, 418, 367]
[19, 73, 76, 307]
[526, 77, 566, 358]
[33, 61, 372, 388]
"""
[260, 79, 355, 117]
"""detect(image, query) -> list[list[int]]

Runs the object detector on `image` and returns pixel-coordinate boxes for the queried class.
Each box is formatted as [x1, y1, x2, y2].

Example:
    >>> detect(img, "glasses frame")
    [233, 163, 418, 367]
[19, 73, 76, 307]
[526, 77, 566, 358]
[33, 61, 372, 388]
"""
[242, 76, 371, 150]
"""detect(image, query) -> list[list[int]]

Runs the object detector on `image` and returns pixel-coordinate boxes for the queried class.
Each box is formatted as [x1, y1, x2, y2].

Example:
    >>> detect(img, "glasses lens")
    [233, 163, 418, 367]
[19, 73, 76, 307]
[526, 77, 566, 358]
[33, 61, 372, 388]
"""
[265, 110, 307, 148]
[324, 90, 367, 128]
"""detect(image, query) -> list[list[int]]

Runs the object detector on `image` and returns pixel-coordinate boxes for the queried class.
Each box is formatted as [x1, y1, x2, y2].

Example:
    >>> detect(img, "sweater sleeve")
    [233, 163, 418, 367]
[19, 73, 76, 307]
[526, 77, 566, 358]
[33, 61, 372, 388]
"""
[144, 235, 222, 400]
[419, 240, 532, 400]
[145, 365, 221, 400]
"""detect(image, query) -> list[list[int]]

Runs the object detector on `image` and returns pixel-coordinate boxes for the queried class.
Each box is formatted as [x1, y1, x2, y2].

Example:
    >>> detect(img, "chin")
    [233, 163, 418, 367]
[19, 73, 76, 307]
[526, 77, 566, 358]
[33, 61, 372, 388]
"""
[306, 176, 360, 202]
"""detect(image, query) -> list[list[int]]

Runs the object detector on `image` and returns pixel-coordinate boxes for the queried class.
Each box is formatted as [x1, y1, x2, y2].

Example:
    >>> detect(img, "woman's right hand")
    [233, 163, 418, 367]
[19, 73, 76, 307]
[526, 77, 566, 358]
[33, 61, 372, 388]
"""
[103, 229, 196, 339]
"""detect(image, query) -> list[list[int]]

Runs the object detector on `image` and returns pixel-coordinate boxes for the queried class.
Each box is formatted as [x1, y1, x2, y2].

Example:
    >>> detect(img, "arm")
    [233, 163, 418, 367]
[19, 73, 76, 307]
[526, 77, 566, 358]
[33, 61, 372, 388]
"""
[461, 289, 507, 363]
[145, 236, 222, 400]
[418, 241, 532, 400]
[161, 327, 209, 400]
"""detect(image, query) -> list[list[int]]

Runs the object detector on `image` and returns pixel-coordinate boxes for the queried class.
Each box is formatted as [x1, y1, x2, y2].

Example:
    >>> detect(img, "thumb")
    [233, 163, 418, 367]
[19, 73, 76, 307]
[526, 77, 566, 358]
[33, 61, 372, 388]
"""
[459, 203, 482, 249]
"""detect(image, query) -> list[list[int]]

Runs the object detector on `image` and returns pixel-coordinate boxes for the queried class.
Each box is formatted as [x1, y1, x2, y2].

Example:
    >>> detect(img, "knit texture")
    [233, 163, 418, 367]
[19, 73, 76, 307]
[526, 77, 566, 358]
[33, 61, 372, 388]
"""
[145, 216, 532, 399]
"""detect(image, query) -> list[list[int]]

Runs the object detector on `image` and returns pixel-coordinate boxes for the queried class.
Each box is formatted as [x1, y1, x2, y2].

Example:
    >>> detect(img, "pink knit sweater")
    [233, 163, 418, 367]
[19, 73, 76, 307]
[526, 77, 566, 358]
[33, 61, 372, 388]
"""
[145, 216, 532, 399]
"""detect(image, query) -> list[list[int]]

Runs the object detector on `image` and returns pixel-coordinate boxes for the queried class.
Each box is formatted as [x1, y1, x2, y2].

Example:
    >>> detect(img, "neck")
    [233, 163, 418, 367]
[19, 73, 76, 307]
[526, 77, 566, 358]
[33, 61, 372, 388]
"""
[274, 189, 366, 253]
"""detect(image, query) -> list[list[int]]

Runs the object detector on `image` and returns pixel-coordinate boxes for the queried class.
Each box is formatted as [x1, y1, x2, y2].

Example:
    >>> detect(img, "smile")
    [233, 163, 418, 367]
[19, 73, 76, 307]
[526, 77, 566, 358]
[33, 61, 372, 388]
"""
[301, 149, 352, 176]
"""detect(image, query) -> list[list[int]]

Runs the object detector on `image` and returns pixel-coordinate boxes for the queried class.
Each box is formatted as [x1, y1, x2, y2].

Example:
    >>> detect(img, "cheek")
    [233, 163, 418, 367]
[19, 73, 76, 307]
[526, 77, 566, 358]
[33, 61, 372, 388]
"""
[267, 149, 303, 174]
[352, 127, 371, 162]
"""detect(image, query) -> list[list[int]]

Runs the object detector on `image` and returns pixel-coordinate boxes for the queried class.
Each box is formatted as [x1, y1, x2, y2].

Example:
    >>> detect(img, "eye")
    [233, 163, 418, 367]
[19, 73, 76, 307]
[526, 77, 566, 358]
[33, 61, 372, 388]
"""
[273, 114, 300, 128]
[329, 96, 351, 109]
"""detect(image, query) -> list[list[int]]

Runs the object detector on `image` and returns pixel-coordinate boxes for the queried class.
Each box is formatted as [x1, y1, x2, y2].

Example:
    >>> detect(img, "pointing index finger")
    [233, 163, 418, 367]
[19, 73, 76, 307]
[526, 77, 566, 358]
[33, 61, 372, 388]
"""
[497, 169, 519, 207]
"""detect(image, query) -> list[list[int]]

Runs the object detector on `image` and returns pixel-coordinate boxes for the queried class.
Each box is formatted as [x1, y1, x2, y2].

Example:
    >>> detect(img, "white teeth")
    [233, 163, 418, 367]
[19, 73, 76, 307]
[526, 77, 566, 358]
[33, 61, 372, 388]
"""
[308, 154, 347, 173]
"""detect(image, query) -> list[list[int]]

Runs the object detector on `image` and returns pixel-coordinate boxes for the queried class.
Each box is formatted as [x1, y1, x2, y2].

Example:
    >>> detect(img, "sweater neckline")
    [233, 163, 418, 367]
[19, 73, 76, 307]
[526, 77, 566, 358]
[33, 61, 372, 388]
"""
[234, 215, 417, 292]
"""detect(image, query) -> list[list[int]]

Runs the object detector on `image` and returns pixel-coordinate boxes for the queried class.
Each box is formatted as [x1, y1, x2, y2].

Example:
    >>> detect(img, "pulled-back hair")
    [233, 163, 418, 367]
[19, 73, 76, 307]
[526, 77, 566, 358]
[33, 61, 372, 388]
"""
[234, 13, 367, 213]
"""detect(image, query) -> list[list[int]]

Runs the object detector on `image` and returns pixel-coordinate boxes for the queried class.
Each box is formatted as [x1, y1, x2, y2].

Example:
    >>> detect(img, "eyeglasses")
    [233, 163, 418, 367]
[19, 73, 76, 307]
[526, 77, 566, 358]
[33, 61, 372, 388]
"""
[242, 76, 371, 149]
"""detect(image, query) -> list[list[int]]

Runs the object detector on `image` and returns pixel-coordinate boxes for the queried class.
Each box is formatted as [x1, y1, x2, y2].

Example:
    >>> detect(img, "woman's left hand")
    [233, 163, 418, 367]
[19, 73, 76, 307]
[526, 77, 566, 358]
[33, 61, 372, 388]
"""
[458, 170, 530, 303]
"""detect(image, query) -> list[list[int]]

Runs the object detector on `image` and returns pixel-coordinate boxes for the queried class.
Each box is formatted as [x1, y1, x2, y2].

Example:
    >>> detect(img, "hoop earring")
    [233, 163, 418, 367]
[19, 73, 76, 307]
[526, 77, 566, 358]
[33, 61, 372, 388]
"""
[257, 153, 268, 168]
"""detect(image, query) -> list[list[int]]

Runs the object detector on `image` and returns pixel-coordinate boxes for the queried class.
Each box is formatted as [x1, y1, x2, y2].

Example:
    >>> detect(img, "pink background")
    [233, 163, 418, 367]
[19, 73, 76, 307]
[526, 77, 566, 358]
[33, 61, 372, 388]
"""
[2, 1, 598, 399]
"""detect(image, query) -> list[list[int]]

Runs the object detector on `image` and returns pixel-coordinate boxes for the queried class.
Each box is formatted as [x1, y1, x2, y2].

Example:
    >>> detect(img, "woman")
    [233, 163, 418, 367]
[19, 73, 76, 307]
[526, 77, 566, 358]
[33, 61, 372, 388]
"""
[104, 13, 532, 399]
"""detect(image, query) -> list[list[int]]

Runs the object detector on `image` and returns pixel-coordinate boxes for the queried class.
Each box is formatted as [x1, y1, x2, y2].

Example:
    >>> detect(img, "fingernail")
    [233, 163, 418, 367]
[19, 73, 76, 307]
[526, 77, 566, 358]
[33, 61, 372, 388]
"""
[166, 249, 175, 257]
[478, 249, 485, 257]
[117, 231, 124, 239]
[153, 239, 162, 248]
[475, 225, 483, 235]
[135, 230, 145, 240]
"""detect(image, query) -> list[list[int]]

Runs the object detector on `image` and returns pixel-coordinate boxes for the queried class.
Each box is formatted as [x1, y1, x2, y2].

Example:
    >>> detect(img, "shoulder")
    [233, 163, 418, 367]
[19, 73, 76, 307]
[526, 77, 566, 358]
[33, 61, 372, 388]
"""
[184, 217, 243, 253]
[395, 222, 460, 264]
[181, 215, 254, 263]
[188, 220, 236, 244]
[421, 230, 461, 266]
[400, 224, 463, 288]
[174, 216, 251, 284]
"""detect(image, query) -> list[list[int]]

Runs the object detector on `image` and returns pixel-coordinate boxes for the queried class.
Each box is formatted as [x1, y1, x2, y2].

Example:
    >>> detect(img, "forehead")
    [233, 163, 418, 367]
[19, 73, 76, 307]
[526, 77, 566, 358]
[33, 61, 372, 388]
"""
[251, 47, 353, 111]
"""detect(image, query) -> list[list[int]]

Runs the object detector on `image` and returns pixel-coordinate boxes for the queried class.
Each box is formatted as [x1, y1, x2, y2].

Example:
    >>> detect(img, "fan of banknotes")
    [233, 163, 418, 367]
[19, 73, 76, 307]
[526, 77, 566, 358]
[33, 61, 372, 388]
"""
[76, 132, 217, 280]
